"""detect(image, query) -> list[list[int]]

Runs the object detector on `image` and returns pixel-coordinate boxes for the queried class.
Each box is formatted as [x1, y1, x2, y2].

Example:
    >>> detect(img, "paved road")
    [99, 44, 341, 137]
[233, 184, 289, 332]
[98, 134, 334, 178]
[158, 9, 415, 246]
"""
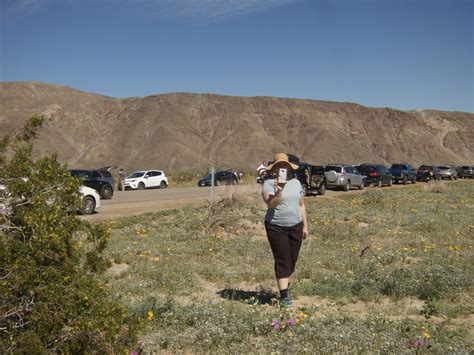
[80, 182, 417, 222]
[80, 184, 261, 222]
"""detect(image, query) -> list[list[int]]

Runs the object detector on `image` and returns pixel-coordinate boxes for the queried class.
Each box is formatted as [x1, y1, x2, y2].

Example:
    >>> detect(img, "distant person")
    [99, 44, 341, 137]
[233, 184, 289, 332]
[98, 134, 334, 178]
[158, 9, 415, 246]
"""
[118, 168, 125, 191]
[257, 161, 268, 179]
[261, 153, 308, 308]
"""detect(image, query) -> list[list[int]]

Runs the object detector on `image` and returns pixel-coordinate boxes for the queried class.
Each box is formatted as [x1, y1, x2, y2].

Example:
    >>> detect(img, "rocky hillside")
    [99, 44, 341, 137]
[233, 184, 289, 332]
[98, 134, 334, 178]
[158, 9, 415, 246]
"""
[1, 81, 472, 173]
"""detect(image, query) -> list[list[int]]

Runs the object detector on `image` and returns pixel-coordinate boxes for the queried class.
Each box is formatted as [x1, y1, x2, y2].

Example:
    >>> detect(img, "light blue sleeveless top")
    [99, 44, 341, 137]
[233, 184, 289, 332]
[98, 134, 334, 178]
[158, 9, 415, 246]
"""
[262, 178, 303, 227]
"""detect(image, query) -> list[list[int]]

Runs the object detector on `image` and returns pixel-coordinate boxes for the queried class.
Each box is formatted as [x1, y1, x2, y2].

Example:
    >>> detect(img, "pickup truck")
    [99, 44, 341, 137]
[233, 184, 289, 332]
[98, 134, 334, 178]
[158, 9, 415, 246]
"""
[389, 163, 417, 184]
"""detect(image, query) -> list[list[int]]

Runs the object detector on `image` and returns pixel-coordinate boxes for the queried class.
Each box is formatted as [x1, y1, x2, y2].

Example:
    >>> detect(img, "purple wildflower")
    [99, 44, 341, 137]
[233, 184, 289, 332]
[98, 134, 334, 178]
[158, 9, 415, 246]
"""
[286, 317, 296, 326]
[271, 318, 281, 331]
[414, 338, 426, 348]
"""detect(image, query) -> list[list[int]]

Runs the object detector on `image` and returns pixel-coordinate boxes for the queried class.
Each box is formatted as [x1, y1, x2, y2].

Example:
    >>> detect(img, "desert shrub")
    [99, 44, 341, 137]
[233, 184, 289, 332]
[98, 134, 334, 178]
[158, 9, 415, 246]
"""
[416, 264, 463, 300]
[351, 263, 382, 299]
[381, 267, 418, 298]
[0, 116, 139, 353]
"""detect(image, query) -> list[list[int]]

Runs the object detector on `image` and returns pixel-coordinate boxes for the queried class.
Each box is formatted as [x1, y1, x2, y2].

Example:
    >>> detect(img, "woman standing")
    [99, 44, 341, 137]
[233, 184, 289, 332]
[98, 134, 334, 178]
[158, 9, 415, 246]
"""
[262, 153, 308, 308]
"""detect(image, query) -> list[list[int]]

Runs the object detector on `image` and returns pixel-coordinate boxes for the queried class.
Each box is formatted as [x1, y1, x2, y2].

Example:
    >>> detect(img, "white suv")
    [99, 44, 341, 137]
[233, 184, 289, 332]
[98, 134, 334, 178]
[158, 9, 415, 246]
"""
[79, 185, 101, 215]
[125, 170, 168, 190]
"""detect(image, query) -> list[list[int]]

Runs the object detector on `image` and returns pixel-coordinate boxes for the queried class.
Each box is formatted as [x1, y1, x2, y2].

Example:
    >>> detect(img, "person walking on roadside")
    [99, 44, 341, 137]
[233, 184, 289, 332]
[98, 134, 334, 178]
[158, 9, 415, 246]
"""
[261, 153, 308, 308]
[118, 168, 125, 191]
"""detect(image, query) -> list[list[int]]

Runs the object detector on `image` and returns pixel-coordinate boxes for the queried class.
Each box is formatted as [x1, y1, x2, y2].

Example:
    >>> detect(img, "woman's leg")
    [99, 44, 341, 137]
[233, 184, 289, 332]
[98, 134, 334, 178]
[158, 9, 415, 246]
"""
[265, 222, 293, 290]
[277, 277, 290, 291]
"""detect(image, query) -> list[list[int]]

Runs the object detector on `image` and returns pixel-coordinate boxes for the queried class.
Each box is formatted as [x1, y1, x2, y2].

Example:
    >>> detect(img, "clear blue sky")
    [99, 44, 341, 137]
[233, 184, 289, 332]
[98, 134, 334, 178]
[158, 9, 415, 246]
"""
[1, 0, 473, 112]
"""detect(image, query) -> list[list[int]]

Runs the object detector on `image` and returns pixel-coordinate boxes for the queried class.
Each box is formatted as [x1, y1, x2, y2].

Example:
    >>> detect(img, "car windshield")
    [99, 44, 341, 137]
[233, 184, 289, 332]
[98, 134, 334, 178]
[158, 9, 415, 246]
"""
[418, 165, 431, 170]
[312, 166, 324, 174]
[461, 166, 471, 169]
[325, 166, 342, 173]
[437, 166, 449, 170]
[201, 174, 212, 179]
[358, 165, 375, 174]
[127, 171, 145, 178]
[391, 164, 405, 169]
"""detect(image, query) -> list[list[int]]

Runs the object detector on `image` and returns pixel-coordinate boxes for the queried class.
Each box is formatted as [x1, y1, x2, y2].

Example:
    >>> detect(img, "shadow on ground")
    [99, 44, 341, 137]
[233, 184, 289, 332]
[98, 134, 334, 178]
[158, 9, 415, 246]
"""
[217, 288, 277, 305]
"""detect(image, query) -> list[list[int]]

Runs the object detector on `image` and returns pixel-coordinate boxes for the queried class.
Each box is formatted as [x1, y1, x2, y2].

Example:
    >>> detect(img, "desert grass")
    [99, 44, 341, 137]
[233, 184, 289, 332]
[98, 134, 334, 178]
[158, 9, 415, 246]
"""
[103, 180, 473, 353]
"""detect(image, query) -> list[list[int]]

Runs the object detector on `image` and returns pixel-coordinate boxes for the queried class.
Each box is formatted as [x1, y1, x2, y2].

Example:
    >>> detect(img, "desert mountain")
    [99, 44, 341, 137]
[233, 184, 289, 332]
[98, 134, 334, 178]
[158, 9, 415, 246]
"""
[1, 81, 473, 173]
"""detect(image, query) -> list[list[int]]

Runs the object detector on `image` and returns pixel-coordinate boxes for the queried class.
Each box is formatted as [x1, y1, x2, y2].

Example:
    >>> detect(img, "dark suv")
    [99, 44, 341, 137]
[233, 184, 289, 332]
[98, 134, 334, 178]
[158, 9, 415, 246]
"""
[456, 166, 473, 179]
[358, 164, 393, 187]
[295, 163, 326, 195]
[70, 169, 114, 199]
[416, 165, 441, 182]
[198, 170, 238, 187]
[389, 163, 417, 184]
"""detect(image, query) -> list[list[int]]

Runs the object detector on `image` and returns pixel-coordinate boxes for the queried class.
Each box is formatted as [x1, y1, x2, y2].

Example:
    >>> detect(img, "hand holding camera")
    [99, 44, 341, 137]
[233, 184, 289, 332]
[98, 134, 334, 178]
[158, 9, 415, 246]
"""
[274, 168, 288, 190]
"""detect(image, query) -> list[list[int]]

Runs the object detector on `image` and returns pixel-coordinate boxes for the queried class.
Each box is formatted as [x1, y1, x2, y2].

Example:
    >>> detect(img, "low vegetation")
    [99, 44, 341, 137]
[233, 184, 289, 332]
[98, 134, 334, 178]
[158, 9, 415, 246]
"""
[104, 180, 473, 352]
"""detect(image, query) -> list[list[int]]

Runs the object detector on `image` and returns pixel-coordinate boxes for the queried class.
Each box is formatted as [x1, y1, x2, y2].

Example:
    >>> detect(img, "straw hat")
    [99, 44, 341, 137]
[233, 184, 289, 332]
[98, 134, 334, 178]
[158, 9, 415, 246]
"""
[266, 153, 299, 171]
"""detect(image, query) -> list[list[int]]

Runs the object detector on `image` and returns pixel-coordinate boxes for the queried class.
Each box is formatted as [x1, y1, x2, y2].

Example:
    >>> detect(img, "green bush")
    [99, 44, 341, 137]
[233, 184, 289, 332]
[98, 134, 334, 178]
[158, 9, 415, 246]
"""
[381, 267, 418, 298]
[0, 116, 139, 353]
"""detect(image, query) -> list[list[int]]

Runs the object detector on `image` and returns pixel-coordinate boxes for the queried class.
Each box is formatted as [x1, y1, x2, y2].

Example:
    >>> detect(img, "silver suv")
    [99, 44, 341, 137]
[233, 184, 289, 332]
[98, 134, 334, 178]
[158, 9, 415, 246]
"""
[436, 166, 458, 180]
[324, 164, 365, 191]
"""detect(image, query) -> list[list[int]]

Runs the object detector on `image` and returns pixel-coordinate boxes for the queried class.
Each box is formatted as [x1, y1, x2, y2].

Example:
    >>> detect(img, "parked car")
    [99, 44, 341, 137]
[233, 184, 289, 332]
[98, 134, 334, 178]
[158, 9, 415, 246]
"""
[389, 163, 417, 184]
[295, 163, 326, 195]
[70, 169, 114, 199]
[79, 185, 101, 215]
[358, 164, 393, 187]
[125, 170, 168, 190]
[456, 166, 473, 179]
[436, 165, 458, 180]
[324, 164, 365, 191]
[416, 165, 442, 182]
[97, 166, 116, 186]
[198, 170, 238, 187]
[1, 182, 100, 215]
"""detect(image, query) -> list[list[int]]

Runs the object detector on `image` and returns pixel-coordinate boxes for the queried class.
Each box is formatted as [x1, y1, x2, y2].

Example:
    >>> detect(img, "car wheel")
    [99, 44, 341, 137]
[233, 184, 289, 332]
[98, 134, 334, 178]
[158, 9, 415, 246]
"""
[412, 177, 416, 184]
[138, 182, 145, 190]
[318, 183, 326, 195]
[80, 196, 95, 215]
[358, 180, 364, 190]
[402, 176, 408, 185]
[215, 180, 221, 186]
[377, 179, 382, 188]
[101, 185, 113, 199]
[388, 178, 393, 186]
[343, 181, 350, 191]
[231, 179, 237, 185]
[160, 181, 167, 189]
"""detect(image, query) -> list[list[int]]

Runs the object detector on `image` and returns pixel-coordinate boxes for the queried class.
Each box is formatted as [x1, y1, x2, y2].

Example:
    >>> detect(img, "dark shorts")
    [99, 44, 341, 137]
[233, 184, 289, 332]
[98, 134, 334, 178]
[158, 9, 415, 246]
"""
[264, 221, 303, 279]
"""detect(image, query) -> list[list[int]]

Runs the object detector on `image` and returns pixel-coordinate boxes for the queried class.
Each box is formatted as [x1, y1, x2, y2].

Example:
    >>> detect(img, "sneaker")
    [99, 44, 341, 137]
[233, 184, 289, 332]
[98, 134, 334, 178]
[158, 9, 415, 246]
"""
[279, 296, 293, 308]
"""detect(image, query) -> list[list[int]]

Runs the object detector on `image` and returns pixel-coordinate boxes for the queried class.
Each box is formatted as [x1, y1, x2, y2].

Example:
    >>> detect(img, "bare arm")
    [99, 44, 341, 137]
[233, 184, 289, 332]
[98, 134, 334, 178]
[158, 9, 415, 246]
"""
[300, 195, 309, 239]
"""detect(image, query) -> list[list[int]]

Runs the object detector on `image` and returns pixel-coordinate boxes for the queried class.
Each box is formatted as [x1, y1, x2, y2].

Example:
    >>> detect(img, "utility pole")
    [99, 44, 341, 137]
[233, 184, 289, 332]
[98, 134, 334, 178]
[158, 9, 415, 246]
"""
[210, 166, 215, 205]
